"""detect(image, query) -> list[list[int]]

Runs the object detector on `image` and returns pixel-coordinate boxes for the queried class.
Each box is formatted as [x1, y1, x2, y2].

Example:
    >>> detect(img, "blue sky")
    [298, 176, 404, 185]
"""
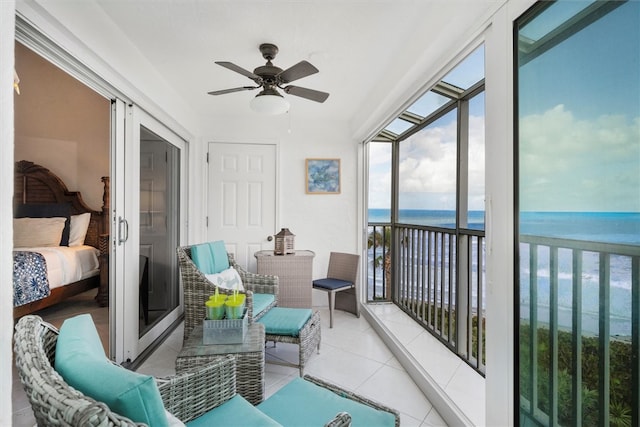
[369, 1, 639, 214]
[518, 0, 640, 212]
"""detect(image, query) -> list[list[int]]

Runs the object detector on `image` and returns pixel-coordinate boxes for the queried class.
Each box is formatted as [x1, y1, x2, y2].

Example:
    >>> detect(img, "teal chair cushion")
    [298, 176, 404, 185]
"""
[258, 307, 312, 336]
[191, 241, 229, 274]
[55, 314, 168, 427]
[258, 377, 396, 427]
[191, 243, 216, 274]
[186, 395, 281, 427]
[209, 240, 230, 273]
[253, 293, 276, 316]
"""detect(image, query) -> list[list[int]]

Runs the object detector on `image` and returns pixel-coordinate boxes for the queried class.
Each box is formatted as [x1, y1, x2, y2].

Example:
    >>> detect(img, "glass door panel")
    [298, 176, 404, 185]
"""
[516, 2, 639, 425]
[139, 126, 180, 337]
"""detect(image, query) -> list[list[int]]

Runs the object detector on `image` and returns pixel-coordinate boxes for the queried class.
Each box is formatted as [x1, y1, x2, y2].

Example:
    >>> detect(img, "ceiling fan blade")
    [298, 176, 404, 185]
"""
[283, 85, 329, 103]
[278, 61, 319, 84]
[215, 61, 262, 82]
[207, 86, 257, 95]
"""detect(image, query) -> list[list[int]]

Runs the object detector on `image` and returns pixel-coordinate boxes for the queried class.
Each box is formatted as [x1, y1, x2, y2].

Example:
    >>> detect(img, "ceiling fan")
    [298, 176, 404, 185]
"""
[208, 43, 329, 114]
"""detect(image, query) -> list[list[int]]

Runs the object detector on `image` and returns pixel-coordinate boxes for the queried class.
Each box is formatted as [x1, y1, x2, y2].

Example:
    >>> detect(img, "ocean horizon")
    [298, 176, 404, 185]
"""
[367, 208, 640, 336]
[368, 208, 640, 245]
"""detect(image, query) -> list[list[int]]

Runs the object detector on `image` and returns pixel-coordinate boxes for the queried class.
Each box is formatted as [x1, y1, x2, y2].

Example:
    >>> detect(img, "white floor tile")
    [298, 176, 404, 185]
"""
[422, 407, 448, 426]
[303, 346, 385, 391]
[357, 364, 433, 421]
[444, 363, 486, 426]
[406, 331, 462, 387]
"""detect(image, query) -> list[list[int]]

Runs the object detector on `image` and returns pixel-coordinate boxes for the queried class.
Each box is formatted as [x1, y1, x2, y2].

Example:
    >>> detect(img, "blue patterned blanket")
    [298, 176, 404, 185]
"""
[13, 251, 50, 307]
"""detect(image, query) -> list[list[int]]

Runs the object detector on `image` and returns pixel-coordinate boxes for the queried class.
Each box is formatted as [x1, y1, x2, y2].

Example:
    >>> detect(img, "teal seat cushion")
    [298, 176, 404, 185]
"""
[253, 293, 276, 316]
[186, 395, 281, 427]
[55, 314, 168, 427]
[258, 307, 312, 336]
[258, 377, 396, 427]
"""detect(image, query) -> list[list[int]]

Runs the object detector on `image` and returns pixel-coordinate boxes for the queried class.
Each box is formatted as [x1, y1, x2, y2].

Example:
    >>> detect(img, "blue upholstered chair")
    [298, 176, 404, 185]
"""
[312, 252, 360, 328]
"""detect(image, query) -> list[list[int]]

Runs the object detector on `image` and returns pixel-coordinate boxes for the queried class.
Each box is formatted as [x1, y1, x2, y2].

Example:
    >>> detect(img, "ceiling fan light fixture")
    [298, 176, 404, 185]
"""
[250, 88, 290, 115]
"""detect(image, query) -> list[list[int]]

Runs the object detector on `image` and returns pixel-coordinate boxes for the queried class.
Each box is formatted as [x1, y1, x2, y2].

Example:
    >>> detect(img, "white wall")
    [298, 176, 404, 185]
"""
[198, 115, 360, 304]
[17, 0, 199, 141]
[1, 2, 16, 424]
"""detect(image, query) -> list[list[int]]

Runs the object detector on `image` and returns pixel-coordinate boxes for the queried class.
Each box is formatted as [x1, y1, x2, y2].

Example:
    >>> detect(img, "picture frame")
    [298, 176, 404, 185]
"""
[305, 158, 341, 194]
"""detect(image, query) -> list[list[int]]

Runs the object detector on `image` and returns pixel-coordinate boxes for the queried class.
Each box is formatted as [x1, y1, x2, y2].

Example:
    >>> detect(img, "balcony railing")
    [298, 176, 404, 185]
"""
[519, 234, 639, 427]
[367, 223, 486, 375]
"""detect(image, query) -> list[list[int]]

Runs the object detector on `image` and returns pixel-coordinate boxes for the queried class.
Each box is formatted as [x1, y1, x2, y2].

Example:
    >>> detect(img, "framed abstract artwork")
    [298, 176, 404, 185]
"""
[305, 158, 340, 194]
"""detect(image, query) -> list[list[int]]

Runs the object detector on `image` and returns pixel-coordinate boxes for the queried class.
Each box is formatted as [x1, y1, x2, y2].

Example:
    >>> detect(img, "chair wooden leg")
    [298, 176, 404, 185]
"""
[328, 290, 336, 328]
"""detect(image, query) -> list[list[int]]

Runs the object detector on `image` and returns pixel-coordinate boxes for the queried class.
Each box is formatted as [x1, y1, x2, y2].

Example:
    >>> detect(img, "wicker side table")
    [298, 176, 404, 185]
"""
[255, 250, 315, 308]
[176, 322, 265, 405]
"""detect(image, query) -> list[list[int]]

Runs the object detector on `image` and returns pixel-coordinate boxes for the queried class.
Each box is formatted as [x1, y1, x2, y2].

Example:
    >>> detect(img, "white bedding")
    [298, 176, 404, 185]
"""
[14, 245, 100, 289]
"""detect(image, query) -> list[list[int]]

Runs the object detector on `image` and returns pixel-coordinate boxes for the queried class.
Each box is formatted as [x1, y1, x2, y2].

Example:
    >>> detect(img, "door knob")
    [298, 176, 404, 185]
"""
[267, 235, 273, 242]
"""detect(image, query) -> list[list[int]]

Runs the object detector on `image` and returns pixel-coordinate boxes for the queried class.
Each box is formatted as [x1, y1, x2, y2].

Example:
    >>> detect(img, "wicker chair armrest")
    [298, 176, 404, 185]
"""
[230, 257, 280, 295]
[241, 271, 280, 296]
[302, 375, 401, 427]
[324, 412, 352, 427]
[157, 355, 237, 423]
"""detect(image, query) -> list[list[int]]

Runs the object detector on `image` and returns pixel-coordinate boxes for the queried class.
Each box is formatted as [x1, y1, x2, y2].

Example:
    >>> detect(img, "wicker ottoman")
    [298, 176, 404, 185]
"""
[258, 307, 321, 375]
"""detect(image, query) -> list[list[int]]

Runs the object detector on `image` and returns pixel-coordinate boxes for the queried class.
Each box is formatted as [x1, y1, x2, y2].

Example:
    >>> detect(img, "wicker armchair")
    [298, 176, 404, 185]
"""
[13, 315, 237, 426]
[178, 245, 279, 342]
[14, 315, 398, 427]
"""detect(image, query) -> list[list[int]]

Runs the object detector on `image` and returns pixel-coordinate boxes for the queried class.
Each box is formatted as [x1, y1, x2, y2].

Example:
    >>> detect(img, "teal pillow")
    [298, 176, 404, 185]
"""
[55, 315, 169, 427]
[209, 240, 230, 273]
[258, 377, 396, 427]
[258, 308, 312, 336]
[191, 243, 216, 274]
[186, 395, 281, 427]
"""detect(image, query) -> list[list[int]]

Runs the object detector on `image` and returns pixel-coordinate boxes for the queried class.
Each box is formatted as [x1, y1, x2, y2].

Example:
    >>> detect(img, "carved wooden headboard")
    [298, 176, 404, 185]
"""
[13, 160, 110, 250]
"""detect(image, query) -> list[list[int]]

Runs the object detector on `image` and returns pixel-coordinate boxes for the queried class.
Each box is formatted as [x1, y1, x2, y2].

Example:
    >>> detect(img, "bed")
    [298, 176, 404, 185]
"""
[12, 160, 110, 319]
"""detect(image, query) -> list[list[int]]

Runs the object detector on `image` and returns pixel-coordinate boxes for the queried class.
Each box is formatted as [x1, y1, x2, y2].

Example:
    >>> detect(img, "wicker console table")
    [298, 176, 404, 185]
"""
[255, 250, 315, 308]
[176, 322, 265, 405]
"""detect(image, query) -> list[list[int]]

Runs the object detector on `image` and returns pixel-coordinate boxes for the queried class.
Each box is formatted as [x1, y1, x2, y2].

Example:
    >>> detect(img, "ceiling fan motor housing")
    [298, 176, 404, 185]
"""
[253, 64, 283, 86]
[259, 43, 279, 61]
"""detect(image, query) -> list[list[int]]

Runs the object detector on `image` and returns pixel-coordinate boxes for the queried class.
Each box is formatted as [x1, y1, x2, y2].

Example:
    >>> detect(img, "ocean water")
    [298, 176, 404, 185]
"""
[367, 209, 640, 336]
[368, 208, 485, 230]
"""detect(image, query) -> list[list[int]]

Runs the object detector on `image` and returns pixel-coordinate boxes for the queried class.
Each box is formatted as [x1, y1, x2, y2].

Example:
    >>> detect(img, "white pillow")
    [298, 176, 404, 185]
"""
[69, 213, 91, 246]
[14, 217, 66, 247]
[205, 267, 244, 291]
[164, 410, 186, 427]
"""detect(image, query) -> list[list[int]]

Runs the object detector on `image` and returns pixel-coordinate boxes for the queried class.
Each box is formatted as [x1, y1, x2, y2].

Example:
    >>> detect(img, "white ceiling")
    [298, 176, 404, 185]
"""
[96, 0, 500, 128]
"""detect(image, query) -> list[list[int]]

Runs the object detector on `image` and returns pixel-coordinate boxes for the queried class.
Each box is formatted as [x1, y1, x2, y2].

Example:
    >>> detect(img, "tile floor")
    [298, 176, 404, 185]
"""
[367, 303, 485, 426]
[12, 302, 449, 426]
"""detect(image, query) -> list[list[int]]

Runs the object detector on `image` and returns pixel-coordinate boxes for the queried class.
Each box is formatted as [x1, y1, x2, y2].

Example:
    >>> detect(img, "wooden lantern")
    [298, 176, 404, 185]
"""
[274, 228, 295, 255]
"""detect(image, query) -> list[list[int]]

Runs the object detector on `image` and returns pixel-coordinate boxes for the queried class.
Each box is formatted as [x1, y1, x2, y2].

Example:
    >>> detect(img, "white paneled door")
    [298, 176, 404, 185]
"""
[207, 142, 277, 272]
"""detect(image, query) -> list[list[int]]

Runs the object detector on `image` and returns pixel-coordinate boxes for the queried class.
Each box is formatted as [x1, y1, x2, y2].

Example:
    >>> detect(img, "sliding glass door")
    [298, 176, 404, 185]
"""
[112, 104, 186, 363]
[516, 2, 640, 425]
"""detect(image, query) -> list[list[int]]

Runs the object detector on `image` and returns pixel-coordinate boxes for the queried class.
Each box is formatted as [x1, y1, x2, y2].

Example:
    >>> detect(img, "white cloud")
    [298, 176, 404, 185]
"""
[396, 114, 485, 210]
[367, 103, 638, 214]
[520, 105, 640, 211]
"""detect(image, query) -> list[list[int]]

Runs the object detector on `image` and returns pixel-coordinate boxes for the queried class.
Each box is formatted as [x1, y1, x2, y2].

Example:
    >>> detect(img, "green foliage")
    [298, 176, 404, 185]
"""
[519, 324, 632, 425]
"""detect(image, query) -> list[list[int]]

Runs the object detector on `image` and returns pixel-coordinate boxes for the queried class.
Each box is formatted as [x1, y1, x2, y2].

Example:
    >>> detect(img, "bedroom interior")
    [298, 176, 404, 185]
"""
[12, 42, 111, 326]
